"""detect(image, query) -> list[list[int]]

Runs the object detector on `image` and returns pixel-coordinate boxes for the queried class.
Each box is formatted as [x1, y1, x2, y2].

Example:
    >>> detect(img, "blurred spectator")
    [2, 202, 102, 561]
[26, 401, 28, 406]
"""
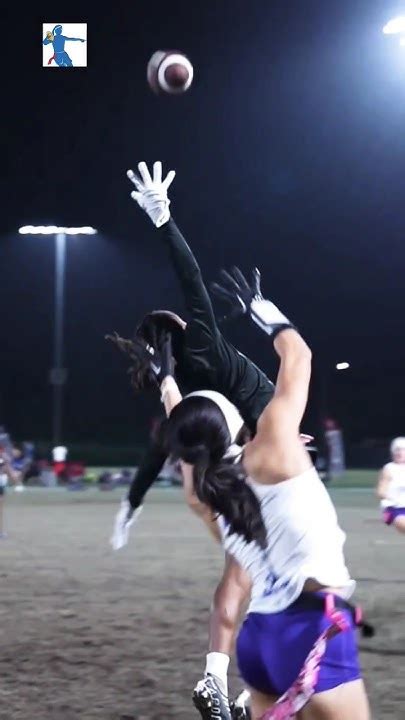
[52, 445, 68, 480]
[324, 418, 346, 479]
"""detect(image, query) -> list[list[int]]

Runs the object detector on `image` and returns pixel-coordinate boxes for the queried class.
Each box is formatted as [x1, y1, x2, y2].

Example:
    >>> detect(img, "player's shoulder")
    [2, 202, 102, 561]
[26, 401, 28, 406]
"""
[382, 462, 394, 474]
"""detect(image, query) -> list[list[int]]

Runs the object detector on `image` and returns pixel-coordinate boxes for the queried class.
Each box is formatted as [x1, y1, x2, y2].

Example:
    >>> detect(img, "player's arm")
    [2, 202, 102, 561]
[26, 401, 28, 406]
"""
[65, 37, 85, 41]
[110, 334, 177, 550]
[211, 267, 311, 476]
[127, 439, 168, 510]
[43, 37, 52, 45]
[127, 162, 219, 339]
[376, 465, 391, 500]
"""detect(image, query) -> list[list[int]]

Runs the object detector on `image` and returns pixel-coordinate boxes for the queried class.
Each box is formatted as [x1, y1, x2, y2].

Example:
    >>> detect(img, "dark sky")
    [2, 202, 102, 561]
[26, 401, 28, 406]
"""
[1, 0, 405, 446]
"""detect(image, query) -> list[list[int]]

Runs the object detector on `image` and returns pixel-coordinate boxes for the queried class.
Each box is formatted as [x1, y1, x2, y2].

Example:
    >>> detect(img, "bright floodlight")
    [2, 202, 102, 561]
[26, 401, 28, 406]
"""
[382, 16, 405, 34]
[336, 362, 350, 371]
[18, 225, 97, 235]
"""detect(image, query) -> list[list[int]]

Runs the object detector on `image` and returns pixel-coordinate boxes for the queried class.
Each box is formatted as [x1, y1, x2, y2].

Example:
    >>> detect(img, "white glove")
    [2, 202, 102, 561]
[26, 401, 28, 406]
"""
[127, 161, 176, 228]
[110, 499, 142, 550]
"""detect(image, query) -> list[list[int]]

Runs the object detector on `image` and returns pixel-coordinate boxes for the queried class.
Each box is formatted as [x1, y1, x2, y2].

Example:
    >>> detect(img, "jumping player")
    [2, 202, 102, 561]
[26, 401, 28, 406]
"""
[377, 437, 405, 533]
[160, 268, 370, 719]
[109, 161, 276, 549]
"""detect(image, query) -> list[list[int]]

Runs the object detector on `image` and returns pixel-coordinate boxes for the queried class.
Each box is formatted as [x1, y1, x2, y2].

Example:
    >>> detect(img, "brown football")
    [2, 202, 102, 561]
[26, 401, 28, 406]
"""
[147, 50, 194, 95]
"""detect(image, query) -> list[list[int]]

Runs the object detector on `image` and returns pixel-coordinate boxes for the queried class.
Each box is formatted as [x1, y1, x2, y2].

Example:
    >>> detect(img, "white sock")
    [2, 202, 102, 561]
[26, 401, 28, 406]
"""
[205, 652, 230, 696]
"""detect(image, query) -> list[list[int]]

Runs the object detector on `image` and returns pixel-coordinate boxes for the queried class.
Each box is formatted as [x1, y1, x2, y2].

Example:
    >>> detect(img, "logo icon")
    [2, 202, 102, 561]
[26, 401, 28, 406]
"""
[42, 23, 87, 67]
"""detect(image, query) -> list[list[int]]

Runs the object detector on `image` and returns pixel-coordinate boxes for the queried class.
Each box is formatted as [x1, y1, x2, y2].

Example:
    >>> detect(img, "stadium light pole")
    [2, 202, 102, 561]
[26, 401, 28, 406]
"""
[18, 226, 97, 445]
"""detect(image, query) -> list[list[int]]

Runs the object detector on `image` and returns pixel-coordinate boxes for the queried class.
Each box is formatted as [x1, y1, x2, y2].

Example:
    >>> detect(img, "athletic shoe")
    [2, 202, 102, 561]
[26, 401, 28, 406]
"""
[193, 674, 232, 720]
[231, 690, 251, 720]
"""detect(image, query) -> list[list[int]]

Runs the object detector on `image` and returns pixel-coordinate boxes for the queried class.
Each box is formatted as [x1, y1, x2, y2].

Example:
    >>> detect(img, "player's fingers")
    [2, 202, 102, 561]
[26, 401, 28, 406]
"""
[130, 191, 143, 204]
[231, 266, 250, 290]
[210, 282, 234, 302]
[153, 161, 162, 185]
[300, 434, 314, 445]
[252, 267, 261, 295]
[162, 169, 176, 190]
[220, 269, 242, 293]
[137, 161, 153, 187]
[127, 169, 143, 191]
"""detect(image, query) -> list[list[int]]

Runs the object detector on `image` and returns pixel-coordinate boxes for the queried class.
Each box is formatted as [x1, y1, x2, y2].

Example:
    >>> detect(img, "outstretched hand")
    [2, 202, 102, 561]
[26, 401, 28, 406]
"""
[127, 161, 176, 228]
[211, 266, 262, 321]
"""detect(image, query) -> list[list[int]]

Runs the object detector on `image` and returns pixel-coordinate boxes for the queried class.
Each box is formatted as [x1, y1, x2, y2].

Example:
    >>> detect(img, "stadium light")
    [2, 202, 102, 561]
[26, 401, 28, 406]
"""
[382, 16, 405, 35]
[19, 225, 97, 235]
[18, 224, 98, 445]
[336, 362, 350, 371]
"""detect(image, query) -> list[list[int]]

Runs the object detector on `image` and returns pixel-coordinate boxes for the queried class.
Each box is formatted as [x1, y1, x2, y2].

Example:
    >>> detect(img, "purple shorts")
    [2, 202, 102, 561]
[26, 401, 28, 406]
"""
[236, 593, 361, 697]
[383, 507, 405, 525]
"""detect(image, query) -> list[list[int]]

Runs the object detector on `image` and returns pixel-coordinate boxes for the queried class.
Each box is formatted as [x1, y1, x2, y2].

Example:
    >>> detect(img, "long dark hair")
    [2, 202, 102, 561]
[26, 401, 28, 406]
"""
[165, 396, 267, 549]
[105, 311, 185, 392]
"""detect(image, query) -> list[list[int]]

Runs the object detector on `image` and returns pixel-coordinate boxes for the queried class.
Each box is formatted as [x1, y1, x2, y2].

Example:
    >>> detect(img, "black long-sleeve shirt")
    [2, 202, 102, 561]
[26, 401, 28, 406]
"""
[128, 218, 274, 509]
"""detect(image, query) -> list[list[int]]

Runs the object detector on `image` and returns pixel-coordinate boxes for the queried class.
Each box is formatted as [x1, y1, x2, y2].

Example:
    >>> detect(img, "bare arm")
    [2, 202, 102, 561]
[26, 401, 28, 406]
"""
[245, 328, 312, 481]
[209, 554, 251, 654]
[376, 466, 391, 500]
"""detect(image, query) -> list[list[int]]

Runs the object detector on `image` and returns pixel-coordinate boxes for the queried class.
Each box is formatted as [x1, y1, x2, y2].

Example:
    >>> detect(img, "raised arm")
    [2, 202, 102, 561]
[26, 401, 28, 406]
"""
[127, 162, 218, 336]
[211, 267, 312, 480]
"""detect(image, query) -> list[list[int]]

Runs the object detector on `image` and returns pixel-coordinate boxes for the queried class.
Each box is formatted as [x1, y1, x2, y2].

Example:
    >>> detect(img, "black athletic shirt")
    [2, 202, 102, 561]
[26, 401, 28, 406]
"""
[159, 218, 274, 429]
[127, 218, 274, 509]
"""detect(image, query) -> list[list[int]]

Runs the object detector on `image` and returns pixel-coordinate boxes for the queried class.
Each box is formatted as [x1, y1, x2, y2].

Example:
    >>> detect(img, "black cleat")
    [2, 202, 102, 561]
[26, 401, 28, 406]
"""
[193, 674, 232, 720]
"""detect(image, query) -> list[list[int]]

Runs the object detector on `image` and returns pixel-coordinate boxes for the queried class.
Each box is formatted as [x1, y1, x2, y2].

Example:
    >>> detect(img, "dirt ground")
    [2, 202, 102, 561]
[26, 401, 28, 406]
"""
[1, 487, 405, 720]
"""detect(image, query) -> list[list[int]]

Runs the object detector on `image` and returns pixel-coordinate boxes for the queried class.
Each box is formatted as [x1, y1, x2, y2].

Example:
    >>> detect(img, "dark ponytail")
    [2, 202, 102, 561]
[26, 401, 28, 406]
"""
[166, 396, 267, 549]
[193, 458, 267, 549]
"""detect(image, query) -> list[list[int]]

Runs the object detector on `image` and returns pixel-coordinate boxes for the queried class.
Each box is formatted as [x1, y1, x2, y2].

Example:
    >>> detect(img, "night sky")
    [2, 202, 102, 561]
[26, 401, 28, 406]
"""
[1, 1, 405, 448]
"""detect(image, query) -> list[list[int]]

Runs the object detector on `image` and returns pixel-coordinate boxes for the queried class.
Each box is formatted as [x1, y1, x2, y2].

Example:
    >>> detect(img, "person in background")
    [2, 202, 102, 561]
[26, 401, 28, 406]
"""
[377, 437, 405, 534]
[0, 447, 24, 539]
[52, 445, 68, 481]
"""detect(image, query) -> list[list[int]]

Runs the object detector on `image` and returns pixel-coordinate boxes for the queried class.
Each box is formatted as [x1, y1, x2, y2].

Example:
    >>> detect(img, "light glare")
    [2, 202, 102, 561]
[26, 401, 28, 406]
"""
[383, 16, 405, 35]
[336, 362, 350, 371]
[18, 225, 97, 235]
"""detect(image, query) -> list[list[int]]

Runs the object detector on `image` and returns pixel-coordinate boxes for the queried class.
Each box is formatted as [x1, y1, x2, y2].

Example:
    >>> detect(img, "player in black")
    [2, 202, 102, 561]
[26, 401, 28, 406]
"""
[108, 162, 276, 550]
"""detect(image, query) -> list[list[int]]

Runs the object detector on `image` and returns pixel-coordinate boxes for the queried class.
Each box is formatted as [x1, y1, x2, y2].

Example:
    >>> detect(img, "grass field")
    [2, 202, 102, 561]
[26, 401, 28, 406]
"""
[1, 482, 404, 719]
[85, 468, 378, 489]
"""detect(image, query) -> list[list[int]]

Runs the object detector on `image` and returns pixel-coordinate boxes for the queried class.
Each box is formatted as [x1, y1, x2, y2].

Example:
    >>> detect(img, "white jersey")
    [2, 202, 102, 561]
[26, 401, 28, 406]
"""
[380, 462, 405, 509]
[52, 446, 67, 462]
[217, 466, 355, 614]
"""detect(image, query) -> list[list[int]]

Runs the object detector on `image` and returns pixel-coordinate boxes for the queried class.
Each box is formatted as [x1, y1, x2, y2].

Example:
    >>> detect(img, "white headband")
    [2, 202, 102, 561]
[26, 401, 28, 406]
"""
[184, 390, 244, 443]
[391, 437, 405, 454]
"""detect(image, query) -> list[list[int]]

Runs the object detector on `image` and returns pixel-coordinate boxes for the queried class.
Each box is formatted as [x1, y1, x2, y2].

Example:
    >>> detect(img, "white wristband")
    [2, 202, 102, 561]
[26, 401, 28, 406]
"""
[251, 298, 290, 335]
